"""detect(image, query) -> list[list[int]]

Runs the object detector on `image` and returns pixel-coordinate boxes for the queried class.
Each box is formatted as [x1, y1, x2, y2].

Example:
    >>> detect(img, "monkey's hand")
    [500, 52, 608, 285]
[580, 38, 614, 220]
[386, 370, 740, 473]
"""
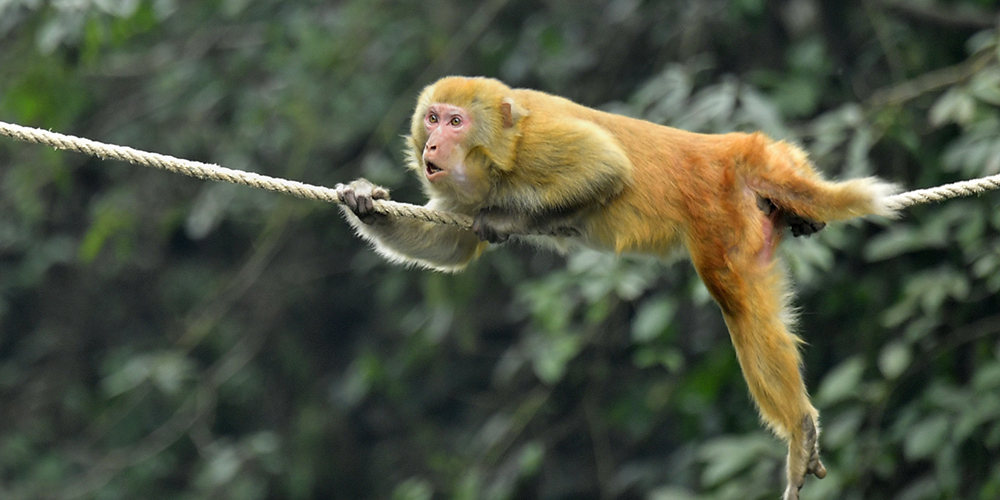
[472, 208, 517, 243]
[336, 179, 390, 225]
[473, 208, 583, 243]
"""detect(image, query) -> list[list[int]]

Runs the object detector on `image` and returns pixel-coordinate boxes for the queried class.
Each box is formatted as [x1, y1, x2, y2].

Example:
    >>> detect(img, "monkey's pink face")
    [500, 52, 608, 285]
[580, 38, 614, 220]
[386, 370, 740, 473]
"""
[421, 103, 472, 185]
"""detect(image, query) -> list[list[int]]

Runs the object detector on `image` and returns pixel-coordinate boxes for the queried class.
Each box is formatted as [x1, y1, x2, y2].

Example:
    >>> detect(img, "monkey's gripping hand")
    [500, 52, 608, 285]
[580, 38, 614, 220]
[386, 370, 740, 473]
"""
[473, 207, 583, 243]
[472, 208, 517, 244]
[335, 177, 483, 272]
[336, 179, 391, 225]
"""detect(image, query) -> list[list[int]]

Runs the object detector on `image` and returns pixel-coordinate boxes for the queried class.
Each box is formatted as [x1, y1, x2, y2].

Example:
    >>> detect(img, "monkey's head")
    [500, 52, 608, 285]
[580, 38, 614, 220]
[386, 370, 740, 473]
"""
[407, 76, 527, 207]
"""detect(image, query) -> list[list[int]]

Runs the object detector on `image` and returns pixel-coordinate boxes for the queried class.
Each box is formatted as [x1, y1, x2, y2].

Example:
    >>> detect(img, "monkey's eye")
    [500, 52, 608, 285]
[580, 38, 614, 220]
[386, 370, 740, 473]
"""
[449, 116, 462, 126]
[428, 113, 438, 124]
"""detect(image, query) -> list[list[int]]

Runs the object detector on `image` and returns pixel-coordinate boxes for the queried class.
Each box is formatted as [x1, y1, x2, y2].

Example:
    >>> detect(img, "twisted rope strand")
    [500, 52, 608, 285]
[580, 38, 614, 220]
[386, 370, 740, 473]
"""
[883, 173, 1000, 211]
[0, 121, 474, 229]
[1, 120, 997, 230]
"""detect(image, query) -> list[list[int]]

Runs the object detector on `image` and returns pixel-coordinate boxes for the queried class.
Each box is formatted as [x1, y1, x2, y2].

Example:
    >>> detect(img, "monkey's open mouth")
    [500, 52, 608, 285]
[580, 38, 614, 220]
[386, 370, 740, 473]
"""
[425, 161, 443, 178]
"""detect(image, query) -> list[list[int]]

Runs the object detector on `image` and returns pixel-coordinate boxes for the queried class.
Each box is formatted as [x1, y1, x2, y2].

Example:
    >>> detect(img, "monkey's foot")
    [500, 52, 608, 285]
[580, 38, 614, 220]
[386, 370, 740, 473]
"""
[783, 415, 827, 500]
[786, 214, 826, 238]
[756, 196, 826, 238]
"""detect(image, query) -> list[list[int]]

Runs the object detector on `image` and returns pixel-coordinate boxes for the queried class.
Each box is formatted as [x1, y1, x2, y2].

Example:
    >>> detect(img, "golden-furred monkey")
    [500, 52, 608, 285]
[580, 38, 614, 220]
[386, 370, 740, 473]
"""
[336, 76, 899, 499]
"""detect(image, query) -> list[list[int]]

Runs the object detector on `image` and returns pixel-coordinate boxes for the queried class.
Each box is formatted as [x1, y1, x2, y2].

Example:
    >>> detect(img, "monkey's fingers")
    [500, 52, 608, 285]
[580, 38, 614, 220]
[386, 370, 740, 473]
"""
[358, 193, 374, 215]
[471, 218, 509, 243]
[335, 184, 360, 212]
[336, 183, 384, 224]
[787, 215, 826, 237]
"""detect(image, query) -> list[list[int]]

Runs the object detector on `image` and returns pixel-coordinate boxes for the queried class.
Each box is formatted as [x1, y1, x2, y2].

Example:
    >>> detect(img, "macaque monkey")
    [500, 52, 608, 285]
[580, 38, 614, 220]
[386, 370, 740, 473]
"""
[336, 76, 899, 499]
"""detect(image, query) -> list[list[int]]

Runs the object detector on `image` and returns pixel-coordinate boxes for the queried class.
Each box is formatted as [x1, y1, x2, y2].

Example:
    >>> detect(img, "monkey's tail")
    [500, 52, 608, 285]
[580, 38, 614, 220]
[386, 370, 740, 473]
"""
[741, 135, 902, 223]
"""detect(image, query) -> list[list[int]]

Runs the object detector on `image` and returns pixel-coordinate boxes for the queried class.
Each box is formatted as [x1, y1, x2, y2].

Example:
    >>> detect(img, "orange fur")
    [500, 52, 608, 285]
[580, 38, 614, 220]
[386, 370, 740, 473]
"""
[338, 76, 901, 500]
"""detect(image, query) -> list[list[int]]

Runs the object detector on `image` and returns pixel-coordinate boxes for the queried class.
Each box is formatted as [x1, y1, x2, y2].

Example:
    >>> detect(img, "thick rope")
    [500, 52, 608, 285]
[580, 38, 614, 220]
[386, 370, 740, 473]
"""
[0, 121, 474, 229]
[1, 120, 998, 227]
[883, 173, 1000, 211]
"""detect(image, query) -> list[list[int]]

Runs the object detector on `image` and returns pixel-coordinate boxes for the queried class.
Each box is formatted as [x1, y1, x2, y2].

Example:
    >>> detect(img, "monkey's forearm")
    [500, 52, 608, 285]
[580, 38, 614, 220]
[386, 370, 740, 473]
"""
[341, 208, 484, 271]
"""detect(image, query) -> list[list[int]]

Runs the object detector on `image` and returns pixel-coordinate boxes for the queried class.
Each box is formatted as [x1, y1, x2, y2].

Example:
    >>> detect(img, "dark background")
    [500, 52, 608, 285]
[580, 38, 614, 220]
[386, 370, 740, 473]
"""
[1, 1, 999, 499]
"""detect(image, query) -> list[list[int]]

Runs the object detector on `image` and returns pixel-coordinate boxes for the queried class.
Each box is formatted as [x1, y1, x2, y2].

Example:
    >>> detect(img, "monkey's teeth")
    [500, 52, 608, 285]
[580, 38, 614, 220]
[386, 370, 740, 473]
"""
[426, 162, 442, 175]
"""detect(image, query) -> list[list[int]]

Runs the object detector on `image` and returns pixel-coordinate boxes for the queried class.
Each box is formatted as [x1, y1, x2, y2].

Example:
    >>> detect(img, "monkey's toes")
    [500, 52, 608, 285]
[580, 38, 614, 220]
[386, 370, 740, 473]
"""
[788, 216, 826, 237]
[335, 185, 359, 211]
[808, 456, 827, 479]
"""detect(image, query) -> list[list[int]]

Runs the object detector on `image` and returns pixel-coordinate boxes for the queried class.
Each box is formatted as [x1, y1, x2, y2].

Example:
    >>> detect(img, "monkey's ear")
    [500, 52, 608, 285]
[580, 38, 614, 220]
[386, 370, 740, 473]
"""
[500, 97, 528, 128]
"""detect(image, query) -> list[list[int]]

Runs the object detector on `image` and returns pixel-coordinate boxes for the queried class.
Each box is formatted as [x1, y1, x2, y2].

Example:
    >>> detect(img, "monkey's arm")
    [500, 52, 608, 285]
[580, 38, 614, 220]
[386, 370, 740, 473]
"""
[337, 179, 486, 272]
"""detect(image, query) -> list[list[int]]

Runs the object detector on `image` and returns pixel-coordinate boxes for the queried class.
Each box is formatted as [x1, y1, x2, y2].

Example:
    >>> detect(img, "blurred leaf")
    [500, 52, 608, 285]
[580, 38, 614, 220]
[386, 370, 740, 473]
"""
[648, 486, 698, 500]
[78, 205, 135, 263]
[526, 331, 581, 384]
[973, 362, 1000, 392]
[195, 443, 244, 489]
[970, 67, 1000, 106]
[102, 354, 153, 397]
[677, 78, 739, 132]
[772, 76, 820, 117]
[735, 86, 792, 138]
[102, 350, 194, 397]
[866, 203, 975, 261]
[392, 477, 433, 500]
[149, 350, 195, 395]
[632, 64, 696, 124]
[942, 117, 1000, 176]
[955, 392, 1000, 441]
[699, 435, 780, 487]
[809, 104, 862, 159]
[632, 295, 676, 343]
[930, 87, 976, 127]
[94, 0, 141, 17]
[821, 407, 865, 449]
[881, 267, 970, 328]
[877, 341, 911, 380]
[894, 476, 941, 500]
[904, 415, 951, 460]
[816, 357, 865, 406]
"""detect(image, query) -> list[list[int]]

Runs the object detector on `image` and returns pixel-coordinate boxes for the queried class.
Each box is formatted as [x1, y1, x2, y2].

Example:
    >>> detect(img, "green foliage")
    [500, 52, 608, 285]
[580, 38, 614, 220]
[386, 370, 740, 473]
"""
[1, 0, 999, 499]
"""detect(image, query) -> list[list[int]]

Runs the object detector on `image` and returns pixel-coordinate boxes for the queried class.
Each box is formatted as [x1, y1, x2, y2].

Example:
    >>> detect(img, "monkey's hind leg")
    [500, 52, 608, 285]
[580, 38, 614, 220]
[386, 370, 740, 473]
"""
[688, 237, 826, 499]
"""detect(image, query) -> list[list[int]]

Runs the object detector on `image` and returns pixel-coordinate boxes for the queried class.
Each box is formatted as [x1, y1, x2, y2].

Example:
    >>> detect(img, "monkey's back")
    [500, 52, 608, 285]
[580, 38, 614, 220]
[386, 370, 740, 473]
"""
[512, 87, 760, 256]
